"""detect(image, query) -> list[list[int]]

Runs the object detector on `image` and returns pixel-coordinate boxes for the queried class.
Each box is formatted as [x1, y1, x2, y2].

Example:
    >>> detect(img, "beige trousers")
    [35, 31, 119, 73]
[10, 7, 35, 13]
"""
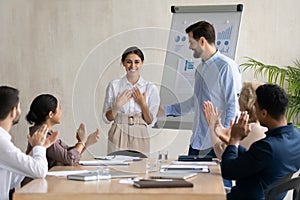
[107, 113, 150, 154]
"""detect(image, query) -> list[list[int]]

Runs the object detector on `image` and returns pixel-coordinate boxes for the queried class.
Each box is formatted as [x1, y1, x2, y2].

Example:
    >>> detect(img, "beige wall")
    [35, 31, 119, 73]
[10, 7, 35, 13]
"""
[1, 0, 300, 158]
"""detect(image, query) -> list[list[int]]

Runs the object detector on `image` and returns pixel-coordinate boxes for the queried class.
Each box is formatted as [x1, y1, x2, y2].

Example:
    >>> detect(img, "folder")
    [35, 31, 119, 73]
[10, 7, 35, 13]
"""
[133, 179, 193, 188]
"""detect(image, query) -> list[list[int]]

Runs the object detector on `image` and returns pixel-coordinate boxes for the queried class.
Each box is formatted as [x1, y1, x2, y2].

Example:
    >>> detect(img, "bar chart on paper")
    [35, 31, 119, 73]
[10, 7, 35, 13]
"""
[216, 24, 233, 56]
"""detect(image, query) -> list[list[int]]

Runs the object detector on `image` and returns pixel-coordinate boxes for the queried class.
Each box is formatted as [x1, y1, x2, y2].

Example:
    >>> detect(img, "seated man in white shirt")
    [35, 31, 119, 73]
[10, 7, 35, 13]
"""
[0, 86, 58, 200]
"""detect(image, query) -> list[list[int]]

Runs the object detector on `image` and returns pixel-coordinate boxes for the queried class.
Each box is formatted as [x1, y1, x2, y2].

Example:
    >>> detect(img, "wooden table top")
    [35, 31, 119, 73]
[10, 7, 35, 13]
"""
[14, 159, 226, 200]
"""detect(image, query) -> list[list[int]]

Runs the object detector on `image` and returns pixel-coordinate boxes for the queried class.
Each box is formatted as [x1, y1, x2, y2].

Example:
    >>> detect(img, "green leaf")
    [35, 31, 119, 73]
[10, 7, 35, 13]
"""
[241, 57, 300, 124]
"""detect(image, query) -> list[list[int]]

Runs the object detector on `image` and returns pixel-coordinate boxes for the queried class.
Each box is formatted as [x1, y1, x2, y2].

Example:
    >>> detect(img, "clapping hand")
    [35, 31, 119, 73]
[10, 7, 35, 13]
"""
[203, 101, 231, 144]
[85, 128, 100, 148]
[115, 89, 132, 109]
[76, 123, 87, 143]
[132, 87, 146, 107]
[43, 131, 59, 148]
[27, 124, 58, 148]
[203, 101, 222, 126]
[229, 111, 251, 143]
[157, 103, 165, 118]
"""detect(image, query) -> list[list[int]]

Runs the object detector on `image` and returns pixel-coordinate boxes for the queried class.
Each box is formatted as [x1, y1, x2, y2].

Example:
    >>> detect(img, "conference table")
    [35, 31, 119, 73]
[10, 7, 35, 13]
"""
[14, 159, 226, 200]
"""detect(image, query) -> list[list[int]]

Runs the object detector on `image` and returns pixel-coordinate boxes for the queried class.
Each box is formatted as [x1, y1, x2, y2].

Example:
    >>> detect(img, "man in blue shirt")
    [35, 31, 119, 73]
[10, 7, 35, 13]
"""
[158, 21, 242, 156]
[221, 84, 300, 200]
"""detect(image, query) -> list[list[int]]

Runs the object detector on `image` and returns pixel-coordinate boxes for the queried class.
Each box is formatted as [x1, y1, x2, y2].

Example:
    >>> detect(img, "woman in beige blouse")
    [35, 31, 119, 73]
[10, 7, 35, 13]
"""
[203, 82, 267, 159]
[102, 46, 160, 154]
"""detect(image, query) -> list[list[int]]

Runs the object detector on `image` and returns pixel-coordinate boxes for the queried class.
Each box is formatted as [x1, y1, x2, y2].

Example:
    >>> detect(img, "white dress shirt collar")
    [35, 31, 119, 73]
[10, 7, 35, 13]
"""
[0, 126, 11, 141]
[120, 75, 147, 87]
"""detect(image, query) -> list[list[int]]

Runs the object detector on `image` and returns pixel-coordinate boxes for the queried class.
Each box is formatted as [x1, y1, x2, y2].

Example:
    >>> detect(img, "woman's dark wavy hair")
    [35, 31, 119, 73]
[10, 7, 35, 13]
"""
[26, 94, 58, 125]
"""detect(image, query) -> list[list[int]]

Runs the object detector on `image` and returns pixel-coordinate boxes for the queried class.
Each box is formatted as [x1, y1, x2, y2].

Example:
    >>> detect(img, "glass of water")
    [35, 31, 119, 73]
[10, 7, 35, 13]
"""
[146, 159, 159, 174]
[158, 151, 168, 162]
[97, 167, 111, 180]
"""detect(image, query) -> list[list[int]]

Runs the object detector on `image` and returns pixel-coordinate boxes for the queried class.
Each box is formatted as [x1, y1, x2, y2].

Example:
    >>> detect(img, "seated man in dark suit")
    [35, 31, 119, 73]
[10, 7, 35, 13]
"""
[220, 84, 300, 200]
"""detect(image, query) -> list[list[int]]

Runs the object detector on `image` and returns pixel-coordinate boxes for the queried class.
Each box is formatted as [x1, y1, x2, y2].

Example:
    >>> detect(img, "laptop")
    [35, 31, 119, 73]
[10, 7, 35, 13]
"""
[67, 171, 138, 181]
[67, 171, 98, 181]
[85, 148, 141, 161]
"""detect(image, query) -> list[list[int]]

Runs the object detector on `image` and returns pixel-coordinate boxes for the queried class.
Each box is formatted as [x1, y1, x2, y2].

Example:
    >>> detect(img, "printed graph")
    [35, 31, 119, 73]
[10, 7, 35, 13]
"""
[216, 24, 233, 57]
[217, 26, 232, 40]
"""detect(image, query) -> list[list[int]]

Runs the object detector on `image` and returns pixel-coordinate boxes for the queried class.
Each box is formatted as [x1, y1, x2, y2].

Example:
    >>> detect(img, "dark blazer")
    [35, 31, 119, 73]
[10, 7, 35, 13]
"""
[222, 124, 300, 200]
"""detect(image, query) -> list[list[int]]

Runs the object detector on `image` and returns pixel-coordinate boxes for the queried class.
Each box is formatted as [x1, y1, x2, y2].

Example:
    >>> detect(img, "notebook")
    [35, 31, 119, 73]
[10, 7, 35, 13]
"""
[149, 172, 197, 180]
[133, 179, 193, 188]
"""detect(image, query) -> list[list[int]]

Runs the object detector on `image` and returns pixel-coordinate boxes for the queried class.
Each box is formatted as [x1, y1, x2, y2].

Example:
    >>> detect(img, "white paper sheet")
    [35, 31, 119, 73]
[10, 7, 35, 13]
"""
[47, 170, 90, 177]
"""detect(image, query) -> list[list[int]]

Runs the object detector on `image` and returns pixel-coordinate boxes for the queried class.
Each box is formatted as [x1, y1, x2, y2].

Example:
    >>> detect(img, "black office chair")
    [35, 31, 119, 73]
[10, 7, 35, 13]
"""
[107, 150, 147, 158]
[264, 174, 300, 200]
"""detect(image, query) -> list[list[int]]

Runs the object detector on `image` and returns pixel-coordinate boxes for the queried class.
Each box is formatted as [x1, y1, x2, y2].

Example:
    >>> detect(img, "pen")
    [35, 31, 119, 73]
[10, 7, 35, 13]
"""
[139, 179, 174, 182]
[165, 168, 203, 170]
[129, 177, 142, 181]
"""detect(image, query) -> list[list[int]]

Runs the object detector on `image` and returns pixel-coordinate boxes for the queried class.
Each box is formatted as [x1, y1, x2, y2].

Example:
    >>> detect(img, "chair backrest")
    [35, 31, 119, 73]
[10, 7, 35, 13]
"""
[107, 150, 147, 158]
[265, 174, 300, 200]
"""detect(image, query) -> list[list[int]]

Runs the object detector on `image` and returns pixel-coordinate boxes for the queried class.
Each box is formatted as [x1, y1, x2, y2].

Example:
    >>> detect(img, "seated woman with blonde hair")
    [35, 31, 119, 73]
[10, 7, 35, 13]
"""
[203, 82, 267, 160]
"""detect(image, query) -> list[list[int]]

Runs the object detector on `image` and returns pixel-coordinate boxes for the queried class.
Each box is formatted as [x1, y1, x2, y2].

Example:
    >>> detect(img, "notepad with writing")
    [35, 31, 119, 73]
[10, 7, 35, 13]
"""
[133, 179, 193, 188]
[149, 172, 197, 180]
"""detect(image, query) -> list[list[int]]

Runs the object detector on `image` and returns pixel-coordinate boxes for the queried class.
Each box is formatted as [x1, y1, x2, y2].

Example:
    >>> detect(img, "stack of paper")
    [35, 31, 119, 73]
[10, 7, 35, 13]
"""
[47, 170, 90, 177]
[79, 160, 129, 166]
[94, 155, 142, 161]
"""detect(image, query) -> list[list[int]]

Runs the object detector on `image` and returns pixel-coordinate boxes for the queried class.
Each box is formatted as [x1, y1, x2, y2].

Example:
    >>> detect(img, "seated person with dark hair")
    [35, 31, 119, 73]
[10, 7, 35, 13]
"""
[216, 84, 300, 200]
[0, 86, 58, 200]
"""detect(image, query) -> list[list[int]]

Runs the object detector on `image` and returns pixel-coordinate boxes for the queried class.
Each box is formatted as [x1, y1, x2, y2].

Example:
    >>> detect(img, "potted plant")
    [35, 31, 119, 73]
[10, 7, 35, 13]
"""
[241, 57, 300, 128]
